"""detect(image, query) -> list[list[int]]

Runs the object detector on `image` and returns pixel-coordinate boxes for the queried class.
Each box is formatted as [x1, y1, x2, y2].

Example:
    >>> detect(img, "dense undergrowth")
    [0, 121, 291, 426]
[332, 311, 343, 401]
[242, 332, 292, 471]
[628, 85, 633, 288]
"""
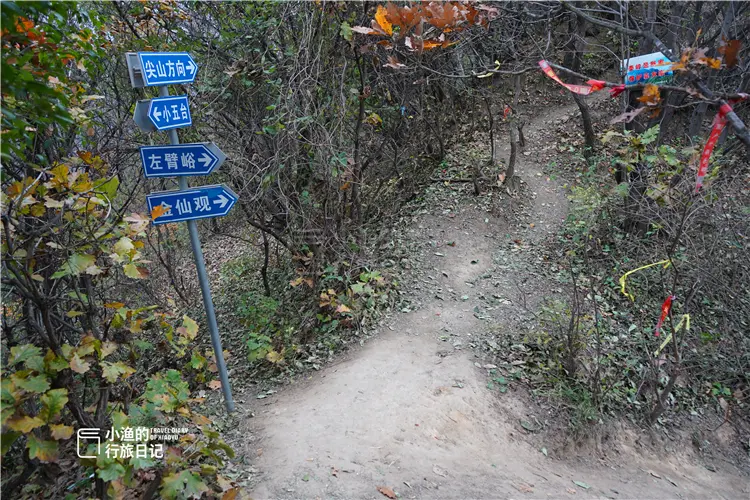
[516, 126, 749, 446]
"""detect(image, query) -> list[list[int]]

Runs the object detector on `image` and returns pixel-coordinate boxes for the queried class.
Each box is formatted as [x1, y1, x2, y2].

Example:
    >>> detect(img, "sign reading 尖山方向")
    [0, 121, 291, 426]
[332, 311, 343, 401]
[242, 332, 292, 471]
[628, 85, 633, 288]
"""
[138, 52, 198, 86]
[622, 52, 673, 86]
[146, 184, 238, 225]
[139, 143, 226, 178]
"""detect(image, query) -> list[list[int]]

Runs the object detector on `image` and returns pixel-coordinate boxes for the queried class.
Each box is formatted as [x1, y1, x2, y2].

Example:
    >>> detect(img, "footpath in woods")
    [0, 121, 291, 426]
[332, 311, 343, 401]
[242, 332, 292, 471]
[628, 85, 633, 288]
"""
[240, 98, 749, 499]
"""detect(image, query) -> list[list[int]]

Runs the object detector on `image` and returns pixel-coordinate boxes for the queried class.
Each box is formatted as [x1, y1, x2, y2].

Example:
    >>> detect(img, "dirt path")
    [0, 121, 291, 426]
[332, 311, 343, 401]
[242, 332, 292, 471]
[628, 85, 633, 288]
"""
[242, 98, 748, 499]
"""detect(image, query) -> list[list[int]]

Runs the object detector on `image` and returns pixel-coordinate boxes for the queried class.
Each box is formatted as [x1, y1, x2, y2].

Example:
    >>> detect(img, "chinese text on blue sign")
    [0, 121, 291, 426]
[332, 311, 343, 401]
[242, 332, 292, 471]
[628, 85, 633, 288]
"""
[138, 52, 198, 86]
[147, 95, 191, 131]
[139, 143, 226, 178]
[146, 184, 238, 225]
[622, 52, 673, 86]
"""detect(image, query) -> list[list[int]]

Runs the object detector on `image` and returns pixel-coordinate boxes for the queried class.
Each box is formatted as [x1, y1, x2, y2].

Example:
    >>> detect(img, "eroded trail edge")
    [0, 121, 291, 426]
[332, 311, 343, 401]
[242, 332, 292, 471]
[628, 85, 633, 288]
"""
[242, 99, 747, 500]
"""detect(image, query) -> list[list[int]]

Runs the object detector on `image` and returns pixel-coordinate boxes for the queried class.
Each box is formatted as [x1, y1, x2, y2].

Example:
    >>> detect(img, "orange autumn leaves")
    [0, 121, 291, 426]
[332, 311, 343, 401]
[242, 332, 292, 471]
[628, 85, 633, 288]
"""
[352, 2, 498, 66]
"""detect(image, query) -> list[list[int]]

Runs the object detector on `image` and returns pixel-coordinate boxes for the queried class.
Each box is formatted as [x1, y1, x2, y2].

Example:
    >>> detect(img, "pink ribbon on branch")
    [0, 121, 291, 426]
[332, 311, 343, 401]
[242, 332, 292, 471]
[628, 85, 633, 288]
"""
[538, 60, 607, 96]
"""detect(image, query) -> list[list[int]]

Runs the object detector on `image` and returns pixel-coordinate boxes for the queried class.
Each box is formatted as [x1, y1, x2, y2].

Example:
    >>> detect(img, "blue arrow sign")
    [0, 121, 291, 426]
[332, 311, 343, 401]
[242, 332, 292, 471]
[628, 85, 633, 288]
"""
[139, 143, 226, 178]
[147, 184, 238, 225]
[147, 95, 191, 131]
[138, 52, 198, 86]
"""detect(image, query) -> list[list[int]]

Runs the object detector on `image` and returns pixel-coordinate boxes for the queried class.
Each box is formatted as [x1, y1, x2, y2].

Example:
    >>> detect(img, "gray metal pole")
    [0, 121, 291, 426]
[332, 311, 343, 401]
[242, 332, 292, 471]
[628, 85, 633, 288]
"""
[158, 86, 235, 413]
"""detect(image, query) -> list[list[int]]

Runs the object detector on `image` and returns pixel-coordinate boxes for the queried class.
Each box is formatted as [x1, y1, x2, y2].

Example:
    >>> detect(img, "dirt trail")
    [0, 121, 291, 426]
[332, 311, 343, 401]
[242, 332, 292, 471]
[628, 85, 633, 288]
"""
[243, 98, 748, 499]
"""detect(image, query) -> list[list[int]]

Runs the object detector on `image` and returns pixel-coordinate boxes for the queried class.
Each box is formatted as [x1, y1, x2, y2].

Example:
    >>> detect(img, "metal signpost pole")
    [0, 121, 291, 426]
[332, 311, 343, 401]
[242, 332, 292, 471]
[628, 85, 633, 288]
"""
[157, 86, 235, 413]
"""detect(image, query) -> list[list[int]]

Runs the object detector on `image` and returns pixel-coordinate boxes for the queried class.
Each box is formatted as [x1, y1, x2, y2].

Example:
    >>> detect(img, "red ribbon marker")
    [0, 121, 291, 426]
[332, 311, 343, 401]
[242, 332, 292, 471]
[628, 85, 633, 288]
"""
[695, 94, 748, 193]
[654, 295, 675, 337]
[538, 60, 607, 96]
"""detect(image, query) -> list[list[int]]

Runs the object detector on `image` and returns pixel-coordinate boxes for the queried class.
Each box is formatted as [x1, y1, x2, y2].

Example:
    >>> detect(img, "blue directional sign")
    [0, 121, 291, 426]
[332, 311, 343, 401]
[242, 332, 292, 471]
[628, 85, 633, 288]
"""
[140, 143, 226, 178]
[138, 52, 198, 86]
[147, 184, 238, 225]
[147, 95, 191, 131]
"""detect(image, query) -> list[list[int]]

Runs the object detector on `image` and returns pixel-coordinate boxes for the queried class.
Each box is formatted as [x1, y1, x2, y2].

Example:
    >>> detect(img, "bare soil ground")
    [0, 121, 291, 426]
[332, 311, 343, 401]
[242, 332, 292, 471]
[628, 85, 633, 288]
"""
[240, 95, 749, 499]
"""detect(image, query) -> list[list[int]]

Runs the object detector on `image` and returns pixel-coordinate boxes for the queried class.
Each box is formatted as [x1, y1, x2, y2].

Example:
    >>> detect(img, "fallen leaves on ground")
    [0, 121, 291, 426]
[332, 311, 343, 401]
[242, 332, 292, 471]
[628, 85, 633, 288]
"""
[377, 486, 396, 498]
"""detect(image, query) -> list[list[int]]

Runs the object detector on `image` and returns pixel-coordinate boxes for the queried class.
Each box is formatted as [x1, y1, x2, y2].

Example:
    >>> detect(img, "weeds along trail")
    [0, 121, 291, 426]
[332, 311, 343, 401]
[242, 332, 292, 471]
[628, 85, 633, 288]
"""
[241, 98, 748, 500]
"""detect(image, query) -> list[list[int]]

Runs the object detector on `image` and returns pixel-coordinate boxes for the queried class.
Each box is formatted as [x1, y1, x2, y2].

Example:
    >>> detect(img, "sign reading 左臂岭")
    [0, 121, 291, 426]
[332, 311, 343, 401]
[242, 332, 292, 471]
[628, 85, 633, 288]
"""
[622, 52, 673, 86]
[138, 52, 198, 86]
[146, 184, 238, 225]
[139, 143, 226, 178]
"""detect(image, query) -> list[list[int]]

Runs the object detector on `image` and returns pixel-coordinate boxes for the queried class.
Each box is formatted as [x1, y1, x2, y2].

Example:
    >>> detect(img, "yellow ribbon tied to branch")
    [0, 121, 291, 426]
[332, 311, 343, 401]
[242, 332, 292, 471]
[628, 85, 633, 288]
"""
[619, 259, 671, 301]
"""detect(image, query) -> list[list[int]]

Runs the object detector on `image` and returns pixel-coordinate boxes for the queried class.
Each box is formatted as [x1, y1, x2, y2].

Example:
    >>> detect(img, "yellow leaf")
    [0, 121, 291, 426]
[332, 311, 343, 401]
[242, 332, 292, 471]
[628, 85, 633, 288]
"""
[66, 310, 85, 318]
[99, 341, 118, 359]
[69, 353, 91, 374]
[375, 5, 393, 35]
[50, 424, 74, 440]
[104, 302, 125, 309]
[150, 204, 168, 220]
[336, 304, 352, 314]
[7, 415, 45, 433]
[265, 350, 283, 363]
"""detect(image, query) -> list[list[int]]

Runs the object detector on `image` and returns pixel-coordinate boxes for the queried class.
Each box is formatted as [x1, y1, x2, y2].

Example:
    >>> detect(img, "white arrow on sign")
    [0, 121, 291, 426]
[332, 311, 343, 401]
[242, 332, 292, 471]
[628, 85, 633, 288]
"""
[186, 61, 196, 74]
[199, 153, 213, 168]
[213, 194, 230, 209]
[153, 107, 162, 120]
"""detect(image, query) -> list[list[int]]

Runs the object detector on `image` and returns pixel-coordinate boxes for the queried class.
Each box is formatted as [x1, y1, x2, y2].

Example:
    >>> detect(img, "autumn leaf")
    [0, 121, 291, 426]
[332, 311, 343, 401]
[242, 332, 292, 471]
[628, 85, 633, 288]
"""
[610, 107, 647, 124]
[104, 302, 125, 309]
[718, 39, 741, 68]
[637, 84, 661, 106]
[51, 253, 96, 279]
[207, 380, 222, 390]
[123, 263, 149, 279]
[336, 304, 352, 314]
[70, 352, 91, 374]
[27, 434, 59, 463]
[377, 486, 397, 499]
[265, 350, 283, 363]
[40, 388, 68, 421]
[375, 5, 393, 35]
[384, 55, 406, 69]
[150, 203, 169, 220]
[50, 424, 74, 440]
[101, 361, 136, 383]
[7, 415, 45, 433]
[351, 26, 379, 35]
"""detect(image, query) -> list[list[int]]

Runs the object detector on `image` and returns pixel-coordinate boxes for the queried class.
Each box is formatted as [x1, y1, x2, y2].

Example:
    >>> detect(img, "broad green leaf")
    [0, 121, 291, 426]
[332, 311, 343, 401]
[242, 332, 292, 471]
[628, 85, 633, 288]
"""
[50, 423, 74, 440]
[130, 454, 156, 470]
[40, 388, 68, 422]
[24, 354, 45, 373]
[51, 253, 96, 279]
[7, 415, 45, 433]
[9, 344, 42, 366]
[190, 351, 206, 370]
[184, 472, 209, 498]
[44, 349, 69, 372]
[96, 462, 126, 482]
[101, 361, 136, 383]
[27, 434, 59, 462]
[94, 176, 119, 200]
[14, 373, 51, 394]
[1, 379, 18, 405]
[161, 471, 187, 500]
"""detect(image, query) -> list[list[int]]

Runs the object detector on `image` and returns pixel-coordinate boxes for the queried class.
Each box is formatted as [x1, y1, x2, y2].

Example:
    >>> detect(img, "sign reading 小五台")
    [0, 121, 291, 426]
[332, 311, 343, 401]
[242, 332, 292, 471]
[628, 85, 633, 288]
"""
[146, 184, 238, 225]
[147, 95, 191, 131]
[139, 143, 226, 178]
[622, 52, 673, 86]
[138, 52, 198, 86]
